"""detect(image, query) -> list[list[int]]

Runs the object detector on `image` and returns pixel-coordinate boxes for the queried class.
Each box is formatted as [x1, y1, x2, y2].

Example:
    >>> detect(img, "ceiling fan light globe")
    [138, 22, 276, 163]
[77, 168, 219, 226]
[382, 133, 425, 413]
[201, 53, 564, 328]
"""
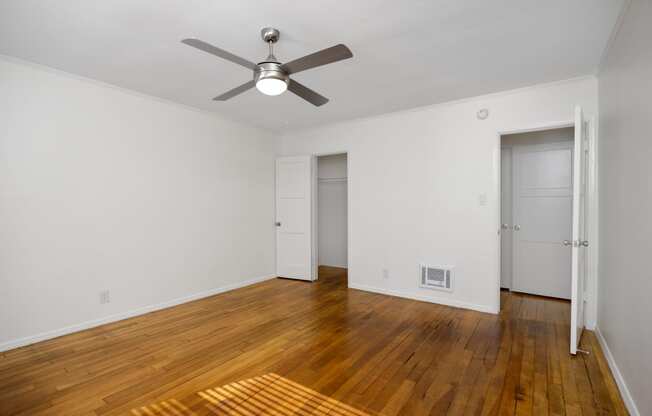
[254, 62, 289, 96]
[256, 78, 288, 96]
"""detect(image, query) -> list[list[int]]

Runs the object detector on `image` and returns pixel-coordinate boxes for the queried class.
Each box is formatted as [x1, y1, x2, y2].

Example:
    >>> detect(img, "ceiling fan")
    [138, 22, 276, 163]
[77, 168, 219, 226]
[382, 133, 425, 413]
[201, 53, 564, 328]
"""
[181, 28, 353, 107]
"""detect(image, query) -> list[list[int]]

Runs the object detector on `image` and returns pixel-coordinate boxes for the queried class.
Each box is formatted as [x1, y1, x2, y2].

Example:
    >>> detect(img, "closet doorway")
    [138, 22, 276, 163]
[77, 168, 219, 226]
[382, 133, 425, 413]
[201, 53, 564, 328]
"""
[317, 154, 348, 280]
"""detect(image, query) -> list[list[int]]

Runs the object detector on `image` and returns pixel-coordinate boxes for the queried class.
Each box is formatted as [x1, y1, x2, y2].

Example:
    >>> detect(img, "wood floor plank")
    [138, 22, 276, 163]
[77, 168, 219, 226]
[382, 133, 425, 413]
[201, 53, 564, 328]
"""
[583, 333, 628, 416]
[0, 267, 628, 416]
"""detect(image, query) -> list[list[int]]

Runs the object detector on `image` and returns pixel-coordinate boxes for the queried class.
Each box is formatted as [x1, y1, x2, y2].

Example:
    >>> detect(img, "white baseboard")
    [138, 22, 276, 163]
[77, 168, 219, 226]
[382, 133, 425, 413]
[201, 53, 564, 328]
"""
[348, 283, 497, 314]
[0, 274, 276, 353]
[595, 327, 640, 416]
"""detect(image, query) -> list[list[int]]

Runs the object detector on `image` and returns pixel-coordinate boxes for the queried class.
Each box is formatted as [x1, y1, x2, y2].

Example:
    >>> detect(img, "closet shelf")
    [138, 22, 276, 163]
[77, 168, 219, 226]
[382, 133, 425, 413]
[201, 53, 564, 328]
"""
[318, 177, 347, 183]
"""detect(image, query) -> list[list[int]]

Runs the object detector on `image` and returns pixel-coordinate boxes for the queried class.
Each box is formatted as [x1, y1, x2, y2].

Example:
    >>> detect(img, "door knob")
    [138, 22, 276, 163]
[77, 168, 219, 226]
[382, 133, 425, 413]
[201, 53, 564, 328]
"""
[580, 240, 589, 247]
[501, 223, 509, 229]
[513, 225, 521, 231]
[563, 240, 571, 246]
[275, 222, 281, 227]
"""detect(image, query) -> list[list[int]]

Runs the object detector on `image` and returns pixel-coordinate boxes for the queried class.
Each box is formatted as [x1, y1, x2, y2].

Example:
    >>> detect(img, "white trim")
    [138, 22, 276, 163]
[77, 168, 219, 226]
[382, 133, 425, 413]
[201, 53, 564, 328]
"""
[595, 327, 641, 416]
[311, 155, 319, 281]
[499, 146, 513, 290]
[585, 116, 599, 330]
[346, 154, 351, 287]
[348, 283, 497, 314]
[282, 76, 596, 134]
[0, 274, 276, 352]
[0, 54, 255, 129]
[313, 151, 349, 158]
[2, 55, 597, 136]
[498, 120, 574, 136]
[597, 0, 632, 74]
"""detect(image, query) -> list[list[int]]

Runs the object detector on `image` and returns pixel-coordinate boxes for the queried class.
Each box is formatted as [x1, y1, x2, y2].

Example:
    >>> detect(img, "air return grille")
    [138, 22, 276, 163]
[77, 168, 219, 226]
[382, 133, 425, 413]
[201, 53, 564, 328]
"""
[420, 265, 454, 292]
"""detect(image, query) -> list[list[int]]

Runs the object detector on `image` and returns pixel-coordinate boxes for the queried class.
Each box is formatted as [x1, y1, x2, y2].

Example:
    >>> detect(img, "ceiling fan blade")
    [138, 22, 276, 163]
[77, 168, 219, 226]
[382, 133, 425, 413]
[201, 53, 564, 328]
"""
[281, 44, 352, 75]
[288, 79, 329, 106]
[182, 38, 257, 70]
[213, 80, 255, 101]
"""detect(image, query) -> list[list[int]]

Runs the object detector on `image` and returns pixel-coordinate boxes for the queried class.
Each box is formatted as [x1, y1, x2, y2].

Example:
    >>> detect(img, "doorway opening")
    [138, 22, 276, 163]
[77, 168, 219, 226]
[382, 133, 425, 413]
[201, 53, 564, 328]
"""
[498, 108, 592, 356]
[316, 153, 348, 285]
[500, 127, 575, 300]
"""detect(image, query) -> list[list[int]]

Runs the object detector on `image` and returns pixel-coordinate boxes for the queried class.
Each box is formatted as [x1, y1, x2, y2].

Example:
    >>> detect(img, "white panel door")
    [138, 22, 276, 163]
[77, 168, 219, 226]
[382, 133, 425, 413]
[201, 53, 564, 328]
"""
[276, 156, 315, 281]
[570, 106, 588, 355]
[513, 142, 573, 299]
[500, 147, 513, 289]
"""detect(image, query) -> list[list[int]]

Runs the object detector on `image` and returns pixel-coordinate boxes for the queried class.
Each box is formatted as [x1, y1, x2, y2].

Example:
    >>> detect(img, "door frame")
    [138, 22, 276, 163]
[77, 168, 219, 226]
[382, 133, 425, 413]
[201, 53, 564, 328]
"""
[500, 146, 513, 290]
[281, 151, 350, 284]
[495, 119, 599, 329]
[311, 150, 351, 287]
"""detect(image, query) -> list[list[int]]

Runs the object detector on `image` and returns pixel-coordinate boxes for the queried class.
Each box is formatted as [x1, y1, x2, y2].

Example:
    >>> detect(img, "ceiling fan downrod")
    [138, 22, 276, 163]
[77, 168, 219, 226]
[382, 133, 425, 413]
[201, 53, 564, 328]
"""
[261, 27, 279, 63]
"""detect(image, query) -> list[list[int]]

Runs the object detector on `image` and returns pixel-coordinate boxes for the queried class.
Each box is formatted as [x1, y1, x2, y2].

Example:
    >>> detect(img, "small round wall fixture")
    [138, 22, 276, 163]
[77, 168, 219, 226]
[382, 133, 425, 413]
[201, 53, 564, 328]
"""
[477, 108, 489, 120]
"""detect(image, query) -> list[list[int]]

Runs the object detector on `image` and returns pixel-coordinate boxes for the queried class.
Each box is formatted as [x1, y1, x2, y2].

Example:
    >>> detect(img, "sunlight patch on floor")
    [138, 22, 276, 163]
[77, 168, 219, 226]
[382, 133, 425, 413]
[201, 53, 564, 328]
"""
[200, 373, 369, 416]
[131, 398, 197, 415]
[132, 373, 369, 416]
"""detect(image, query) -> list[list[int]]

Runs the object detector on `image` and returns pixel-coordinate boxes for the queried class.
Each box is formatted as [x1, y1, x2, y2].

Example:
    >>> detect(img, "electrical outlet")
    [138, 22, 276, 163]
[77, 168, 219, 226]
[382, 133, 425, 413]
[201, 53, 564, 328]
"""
[99, 290, 110, 304]
[382, 268, 389, 279]
[478, 193, 488, 206]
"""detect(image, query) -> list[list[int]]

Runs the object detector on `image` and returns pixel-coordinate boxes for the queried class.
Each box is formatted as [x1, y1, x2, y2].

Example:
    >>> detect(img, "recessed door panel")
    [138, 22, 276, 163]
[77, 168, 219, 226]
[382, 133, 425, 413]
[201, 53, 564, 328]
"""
[518, 197, 572, 243]
[519, 148, 572, 190]
[516, 242, 572, 298]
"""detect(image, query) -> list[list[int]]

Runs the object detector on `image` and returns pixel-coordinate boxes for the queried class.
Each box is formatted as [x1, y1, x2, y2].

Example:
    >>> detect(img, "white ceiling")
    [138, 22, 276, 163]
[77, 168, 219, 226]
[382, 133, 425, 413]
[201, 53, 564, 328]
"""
[0, 0, 623, 132]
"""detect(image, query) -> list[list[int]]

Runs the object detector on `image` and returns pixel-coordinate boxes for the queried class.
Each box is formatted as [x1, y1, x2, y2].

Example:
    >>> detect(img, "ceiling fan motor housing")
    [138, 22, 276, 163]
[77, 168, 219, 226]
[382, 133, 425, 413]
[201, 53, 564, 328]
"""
[254, 27, 289, 95]
[254, 62, 289, 93]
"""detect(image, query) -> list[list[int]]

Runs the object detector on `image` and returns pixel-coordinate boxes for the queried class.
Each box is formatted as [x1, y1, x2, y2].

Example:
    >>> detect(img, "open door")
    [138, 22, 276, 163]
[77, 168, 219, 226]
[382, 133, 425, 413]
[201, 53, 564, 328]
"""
[570, 106, 589, 354]
[276, 155, 316, 281]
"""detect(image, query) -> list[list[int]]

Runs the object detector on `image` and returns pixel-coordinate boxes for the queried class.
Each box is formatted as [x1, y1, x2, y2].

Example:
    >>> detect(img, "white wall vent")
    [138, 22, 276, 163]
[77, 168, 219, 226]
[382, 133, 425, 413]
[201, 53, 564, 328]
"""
[420, 265, 454, 292]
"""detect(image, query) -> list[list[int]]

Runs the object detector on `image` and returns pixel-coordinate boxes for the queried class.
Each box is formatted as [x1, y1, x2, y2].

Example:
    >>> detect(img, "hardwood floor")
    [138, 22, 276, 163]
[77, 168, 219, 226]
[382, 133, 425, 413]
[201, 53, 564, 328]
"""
[0, 266, 627, 415]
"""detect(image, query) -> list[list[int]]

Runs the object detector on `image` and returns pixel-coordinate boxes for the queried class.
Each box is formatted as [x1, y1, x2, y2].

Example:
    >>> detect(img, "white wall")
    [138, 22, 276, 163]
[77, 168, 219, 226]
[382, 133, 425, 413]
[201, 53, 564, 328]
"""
[597, 0, 651, 414]
[317, 154, 347, 268]
[0, 57, 276, 350]
[278, 77, 597, 314]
